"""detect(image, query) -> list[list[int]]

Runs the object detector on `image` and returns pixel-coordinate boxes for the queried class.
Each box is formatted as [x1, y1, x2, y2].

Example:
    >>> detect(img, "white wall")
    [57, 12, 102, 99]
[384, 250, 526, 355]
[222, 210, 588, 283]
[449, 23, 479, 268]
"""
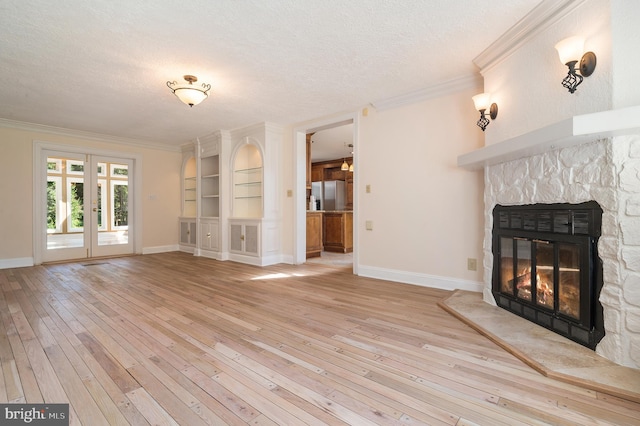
[357, 88, 485, 288]
[611, 1, 640, 108]
[482, 0, 615, 145]
[0, 125, 182, 266]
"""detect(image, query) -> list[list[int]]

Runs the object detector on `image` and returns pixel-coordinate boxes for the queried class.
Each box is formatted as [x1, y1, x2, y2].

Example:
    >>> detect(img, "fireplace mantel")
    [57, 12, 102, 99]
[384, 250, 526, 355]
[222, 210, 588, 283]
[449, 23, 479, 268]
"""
[458, 105, 640, 170]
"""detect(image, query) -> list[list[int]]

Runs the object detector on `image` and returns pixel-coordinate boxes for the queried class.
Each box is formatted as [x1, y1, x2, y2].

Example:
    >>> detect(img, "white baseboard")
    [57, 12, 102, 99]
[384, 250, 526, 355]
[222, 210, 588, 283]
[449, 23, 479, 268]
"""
[0, 257, 34, 269]
[279, 254, 294, 265]
[358, 265, 483, 292]
[142, 245, 179, 254]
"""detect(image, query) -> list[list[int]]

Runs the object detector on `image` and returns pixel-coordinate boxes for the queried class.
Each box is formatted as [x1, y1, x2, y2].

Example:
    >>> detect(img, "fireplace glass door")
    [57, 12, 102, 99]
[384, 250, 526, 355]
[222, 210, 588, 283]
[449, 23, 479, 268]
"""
[500, 237, 583, 321]
[492, 202, 603, 349]
[535, 241, 554, 310]
[559, 243, 581, 320]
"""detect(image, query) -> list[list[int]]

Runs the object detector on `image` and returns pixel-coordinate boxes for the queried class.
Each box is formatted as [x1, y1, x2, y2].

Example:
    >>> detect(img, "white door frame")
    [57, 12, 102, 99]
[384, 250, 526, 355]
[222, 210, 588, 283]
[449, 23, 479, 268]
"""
[33, 141, 143, 265]
[292, 111, 359, 272]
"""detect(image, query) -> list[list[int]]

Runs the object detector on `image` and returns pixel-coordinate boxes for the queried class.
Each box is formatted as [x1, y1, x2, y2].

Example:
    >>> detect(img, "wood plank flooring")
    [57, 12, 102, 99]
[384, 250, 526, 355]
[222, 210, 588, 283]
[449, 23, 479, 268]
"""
[1, 252, 638, 425]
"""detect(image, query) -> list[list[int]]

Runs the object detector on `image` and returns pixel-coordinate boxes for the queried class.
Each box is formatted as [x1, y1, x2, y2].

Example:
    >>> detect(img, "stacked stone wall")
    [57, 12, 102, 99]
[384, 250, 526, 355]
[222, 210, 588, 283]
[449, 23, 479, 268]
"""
[483, 136, 640, 369]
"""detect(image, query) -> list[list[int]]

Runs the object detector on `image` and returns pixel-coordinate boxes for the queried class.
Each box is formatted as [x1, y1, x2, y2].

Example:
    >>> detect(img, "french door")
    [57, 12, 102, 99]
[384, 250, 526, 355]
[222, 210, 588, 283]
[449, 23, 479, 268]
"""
[42, 151, 134, 262]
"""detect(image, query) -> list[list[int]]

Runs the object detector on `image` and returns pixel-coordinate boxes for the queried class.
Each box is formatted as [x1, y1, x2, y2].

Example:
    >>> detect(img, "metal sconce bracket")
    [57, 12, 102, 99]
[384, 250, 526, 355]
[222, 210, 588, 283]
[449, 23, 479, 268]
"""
[477, 103, 498, 131]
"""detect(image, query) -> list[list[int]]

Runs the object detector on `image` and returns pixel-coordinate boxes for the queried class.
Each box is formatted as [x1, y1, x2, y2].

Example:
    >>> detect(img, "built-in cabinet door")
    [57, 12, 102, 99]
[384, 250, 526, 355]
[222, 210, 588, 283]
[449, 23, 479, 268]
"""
[229, 221, 259, 256]
[179, 219, 196, 246]
[200, 219, 219, 252]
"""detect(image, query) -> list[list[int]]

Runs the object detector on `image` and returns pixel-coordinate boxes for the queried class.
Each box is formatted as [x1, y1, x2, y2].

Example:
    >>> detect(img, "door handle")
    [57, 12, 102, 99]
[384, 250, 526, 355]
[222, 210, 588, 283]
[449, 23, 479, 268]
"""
[92, 208, 97, 212]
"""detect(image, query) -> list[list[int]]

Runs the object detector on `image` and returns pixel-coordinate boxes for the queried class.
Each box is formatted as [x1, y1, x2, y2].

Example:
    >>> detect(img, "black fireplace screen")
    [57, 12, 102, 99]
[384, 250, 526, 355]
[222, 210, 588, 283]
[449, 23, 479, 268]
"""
[492, 202, 604, 349]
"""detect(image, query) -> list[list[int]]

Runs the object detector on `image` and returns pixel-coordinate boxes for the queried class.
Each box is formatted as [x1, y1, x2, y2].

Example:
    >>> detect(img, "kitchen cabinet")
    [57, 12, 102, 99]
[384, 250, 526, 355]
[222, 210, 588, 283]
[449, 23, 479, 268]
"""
[325, 167, 347, 181]
[323, 211, 353, 253]
[311, 158, 353, 183]
[345, 175, 353, 210]
[311, 164, 323, 182]
[306, 212, 323, 258]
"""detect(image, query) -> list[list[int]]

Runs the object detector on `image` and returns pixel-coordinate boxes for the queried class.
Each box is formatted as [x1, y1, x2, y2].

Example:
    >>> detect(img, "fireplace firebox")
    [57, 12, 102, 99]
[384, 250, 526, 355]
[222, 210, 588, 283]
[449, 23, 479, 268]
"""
[492, 202, 604, 349]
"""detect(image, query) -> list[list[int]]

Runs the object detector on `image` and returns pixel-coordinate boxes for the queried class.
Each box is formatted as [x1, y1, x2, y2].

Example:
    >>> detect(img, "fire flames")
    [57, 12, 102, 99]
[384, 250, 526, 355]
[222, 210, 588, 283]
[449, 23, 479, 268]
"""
[515, 269, 553, 307]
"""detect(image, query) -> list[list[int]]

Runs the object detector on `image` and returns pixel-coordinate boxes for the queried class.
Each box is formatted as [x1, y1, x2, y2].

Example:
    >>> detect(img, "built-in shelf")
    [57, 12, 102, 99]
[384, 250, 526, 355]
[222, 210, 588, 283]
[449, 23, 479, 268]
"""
[458, 106, 640, 170]
[201, 154, 220, 218]
[182, 155, 197, 218]
[233, 147, 263, 218]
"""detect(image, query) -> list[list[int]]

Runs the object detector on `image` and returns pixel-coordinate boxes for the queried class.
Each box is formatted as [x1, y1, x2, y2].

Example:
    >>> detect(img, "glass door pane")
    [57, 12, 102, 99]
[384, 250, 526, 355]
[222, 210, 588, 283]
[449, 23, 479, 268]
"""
[91, 157, 133, 256]
[559, 243, 581, 320]
[535, 242, 555, 310]
[499, 237, 514, 295]
[45, 155, 88, 260]
[515, 239, 532, 301]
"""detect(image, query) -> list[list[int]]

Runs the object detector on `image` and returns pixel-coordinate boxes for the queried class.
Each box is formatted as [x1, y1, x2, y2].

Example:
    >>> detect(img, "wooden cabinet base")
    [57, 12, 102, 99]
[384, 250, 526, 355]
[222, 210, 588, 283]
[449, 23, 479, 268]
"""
[306, 212, 323, 259]
[323, 212, 353, 253]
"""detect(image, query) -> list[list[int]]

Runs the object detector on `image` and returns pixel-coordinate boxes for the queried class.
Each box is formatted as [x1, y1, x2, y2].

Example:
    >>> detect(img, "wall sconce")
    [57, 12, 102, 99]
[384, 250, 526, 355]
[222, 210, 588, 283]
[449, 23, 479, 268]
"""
[167, 75, 211, 107]
[472, 93, 498, 131]
[554, 36, 597, 94]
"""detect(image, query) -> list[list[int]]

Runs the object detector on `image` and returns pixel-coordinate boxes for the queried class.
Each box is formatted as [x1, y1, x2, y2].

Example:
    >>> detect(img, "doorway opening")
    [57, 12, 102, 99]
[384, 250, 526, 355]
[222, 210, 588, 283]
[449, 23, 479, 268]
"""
[34, 142, 141, 264]
[294, 113, 358, 271]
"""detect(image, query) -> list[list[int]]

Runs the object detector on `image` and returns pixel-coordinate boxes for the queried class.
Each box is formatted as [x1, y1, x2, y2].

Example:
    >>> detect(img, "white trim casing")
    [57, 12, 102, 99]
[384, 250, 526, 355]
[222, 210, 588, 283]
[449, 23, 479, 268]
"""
[293, 111, 359, 273]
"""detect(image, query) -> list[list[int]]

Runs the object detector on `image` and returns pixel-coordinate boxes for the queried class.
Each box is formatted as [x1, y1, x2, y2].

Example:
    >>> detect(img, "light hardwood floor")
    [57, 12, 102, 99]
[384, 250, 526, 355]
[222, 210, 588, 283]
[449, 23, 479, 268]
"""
[1, 252, 638, 425]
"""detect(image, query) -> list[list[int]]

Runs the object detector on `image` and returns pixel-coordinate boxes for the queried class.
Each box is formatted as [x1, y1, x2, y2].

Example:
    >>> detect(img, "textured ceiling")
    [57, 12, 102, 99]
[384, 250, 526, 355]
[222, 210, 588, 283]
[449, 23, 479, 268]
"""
[0, 0, 541, 149]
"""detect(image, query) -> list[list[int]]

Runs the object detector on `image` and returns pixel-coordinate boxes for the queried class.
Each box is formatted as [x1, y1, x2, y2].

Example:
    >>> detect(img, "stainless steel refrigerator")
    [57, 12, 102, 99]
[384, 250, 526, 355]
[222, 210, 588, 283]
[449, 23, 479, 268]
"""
[311, 180, 345, 211]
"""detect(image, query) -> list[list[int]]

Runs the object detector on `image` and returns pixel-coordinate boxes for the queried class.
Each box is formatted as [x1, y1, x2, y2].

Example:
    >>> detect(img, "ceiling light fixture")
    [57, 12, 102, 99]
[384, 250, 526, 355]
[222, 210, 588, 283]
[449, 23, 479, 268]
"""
[472, 93, 498, 131]
[166, 75, 211, 107]
[554, 36, 597, 94]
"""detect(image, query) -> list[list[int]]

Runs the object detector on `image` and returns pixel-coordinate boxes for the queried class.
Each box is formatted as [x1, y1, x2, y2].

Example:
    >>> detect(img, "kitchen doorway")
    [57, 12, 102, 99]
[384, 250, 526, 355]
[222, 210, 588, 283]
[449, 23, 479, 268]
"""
[294, 113, 359, 271]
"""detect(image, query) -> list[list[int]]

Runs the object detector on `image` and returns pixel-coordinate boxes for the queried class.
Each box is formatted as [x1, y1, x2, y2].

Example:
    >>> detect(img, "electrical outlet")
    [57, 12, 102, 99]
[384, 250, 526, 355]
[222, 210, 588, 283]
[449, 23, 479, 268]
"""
[365, 220, 373, 230]
[286, 189, 292, 197]
[467, 258, 477, 271]
[366, 184, 371, 193]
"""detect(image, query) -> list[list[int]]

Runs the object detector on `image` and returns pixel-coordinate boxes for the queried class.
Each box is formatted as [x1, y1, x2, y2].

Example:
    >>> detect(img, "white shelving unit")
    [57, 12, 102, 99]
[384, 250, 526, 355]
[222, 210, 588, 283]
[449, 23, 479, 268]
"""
[179, 147, 197, 253]
[194, 131, 229, 260]
[178, 124, 281, 265]
[200, 154, 220, 218]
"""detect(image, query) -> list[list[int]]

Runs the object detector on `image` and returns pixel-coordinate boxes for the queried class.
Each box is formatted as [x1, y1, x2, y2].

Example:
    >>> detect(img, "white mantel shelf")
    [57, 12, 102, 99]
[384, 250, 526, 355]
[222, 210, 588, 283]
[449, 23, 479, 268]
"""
[458, 105, 640, 170]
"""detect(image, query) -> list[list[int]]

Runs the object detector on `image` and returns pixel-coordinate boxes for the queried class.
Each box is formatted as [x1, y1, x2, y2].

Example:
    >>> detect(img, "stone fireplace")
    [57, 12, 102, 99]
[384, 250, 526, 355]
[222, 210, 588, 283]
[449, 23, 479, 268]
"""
[458, 107, 640, 369]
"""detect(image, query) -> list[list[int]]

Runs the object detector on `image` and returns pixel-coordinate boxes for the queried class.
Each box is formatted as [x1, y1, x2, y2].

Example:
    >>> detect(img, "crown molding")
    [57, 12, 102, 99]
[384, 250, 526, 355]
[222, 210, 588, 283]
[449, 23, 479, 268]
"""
[371, 73, 482, 111]
[473, 0, 587, 74]
[0, 118, 181, 152]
